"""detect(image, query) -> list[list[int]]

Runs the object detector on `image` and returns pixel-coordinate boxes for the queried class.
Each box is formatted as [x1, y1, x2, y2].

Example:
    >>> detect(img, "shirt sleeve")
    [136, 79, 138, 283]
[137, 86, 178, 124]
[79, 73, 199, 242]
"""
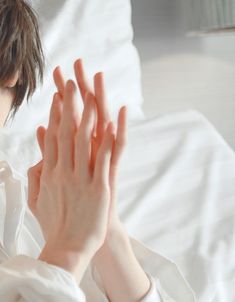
[0, 254, 86, 302]
[140, 273, 163, 302]
[129, 236, 196, 302]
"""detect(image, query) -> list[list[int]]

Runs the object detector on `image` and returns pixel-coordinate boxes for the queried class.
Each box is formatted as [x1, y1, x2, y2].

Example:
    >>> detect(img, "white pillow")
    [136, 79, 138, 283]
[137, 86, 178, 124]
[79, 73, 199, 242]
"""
[6, 0, 144, 133]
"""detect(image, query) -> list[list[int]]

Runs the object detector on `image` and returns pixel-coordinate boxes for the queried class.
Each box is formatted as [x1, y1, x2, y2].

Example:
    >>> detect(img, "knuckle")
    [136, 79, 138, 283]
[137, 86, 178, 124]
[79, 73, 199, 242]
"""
[55, 165, 74, 183]
[40, 168, 52, 185]
[58, 130, 67, 141]
[95, 178, 109, 191]
[45, 129, 55, 142]
[58, 127, 71, 141]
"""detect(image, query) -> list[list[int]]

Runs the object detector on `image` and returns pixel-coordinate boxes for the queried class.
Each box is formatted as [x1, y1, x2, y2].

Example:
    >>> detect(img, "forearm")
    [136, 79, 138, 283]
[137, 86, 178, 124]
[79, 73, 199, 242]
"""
[93, 230, 151, 302]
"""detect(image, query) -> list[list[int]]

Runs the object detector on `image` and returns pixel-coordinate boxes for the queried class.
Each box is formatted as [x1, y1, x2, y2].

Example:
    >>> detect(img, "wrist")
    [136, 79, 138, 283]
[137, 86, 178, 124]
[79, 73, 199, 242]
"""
[92, 227, 151, 302]
[105, 218, 129, 245]
[93, 224, 130, 264]
[39, 241, 92, 276]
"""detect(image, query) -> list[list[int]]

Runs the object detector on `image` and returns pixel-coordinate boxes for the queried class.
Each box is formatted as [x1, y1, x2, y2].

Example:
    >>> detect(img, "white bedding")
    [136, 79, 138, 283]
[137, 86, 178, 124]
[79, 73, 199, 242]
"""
[117, 110, 235, 302]
[1, 109, 235, 301]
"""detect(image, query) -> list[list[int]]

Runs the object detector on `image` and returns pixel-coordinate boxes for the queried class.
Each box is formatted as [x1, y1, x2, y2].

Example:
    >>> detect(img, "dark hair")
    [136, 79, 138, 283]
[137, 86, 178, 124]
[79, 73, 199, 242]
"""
[0, 0, 44, 120]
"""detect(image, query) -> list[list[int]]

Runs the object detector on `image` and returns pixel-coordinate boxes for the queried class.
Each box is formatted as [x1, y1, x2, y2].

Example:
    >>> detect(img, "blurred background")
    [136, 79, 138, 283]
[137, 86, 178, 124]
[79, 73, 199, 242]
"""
[131, 0, 235, 150]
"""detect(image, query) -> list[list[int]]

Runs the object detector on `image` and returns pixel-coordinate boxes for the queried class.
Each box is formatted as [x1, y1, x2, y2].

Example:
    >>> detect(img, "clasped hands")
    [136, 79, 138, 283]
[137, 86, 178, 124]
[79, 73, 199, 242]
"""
[27, 59, 128, 275]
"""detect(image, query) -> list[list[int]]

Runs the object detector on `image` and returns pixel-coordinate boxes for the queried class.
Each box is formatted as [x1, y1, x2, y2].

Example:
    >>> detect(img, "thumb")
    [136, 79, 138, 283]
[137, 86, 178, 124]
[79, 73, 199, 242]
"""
[27, 160, 43, 213]
[36, 126, 46, 157]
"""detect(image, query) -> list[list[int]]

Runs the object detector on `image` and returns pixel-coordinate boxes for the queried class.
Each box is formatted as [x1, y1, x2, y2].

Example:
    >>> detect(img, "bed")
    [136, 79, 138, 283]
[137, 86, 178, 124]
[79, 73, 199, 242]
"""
[1, 1, 235, 301]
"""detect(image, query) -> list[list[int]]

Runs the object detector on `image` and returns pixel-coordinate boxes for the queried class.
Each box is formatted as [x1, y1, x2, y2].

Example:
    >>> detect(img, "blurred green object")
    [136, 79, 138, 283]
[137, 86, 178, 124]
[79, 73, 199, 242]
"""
[185, 0, 235, 34]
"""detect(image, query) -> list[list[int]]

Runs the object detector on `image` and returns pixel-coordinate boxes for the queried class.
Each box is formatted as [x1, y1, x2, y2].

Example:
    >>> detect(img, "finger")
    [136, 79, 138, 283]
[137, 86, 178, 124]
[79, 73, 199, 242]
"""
[90, 72, 112, 172]
[110, 106, 127, 170]
[94, 122, 115, 185]
[44, 93, 63, 170]
[75, 92, 96, 181]
[74, 58, 93, 103]
[109, 107, 127, 202]
[27, 160, 43, 213]
[94, 72, 111, 139]
[74, 59, 98, 136]
[36, 126, 46, 156]
[53, 66, 66, 98]
[57, 80, 80, 170]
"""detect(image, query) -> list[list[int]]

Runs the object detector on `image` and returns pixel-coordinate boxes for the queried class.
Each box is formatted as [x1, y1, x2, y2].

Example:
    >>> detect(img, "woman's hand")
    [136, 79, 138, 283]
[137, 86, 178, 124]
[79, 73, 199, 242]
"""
[37, 59, 128, 243]
[28, 80, 115, 275]
[31, 60, 152, 301]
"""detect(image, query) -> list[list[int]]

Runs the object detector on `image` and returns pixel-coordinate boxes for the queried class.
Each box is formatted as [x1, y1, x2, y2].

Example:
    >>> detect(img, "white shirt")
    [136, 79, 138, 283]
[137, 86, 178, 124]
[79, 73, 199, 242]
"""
[0, 156, 196, 302]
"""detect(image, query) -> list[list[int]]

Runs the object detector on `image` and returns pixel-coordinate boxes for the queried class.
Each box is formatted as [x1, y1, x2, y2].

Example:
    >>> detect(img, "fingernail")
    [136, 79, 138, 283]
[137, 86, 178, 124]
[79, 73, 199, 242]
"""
[75, 58, 82, 67]
[54, 66, 59, 74]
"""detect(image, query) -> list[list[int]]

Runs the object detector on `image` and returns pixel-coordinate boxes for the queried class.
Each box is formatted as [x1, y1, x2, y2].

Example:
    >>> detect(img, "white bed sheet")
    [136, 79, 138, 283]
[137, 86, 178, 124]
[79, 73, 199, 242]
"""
[1, 109, 235, 301]
[117, 110, 235, 302]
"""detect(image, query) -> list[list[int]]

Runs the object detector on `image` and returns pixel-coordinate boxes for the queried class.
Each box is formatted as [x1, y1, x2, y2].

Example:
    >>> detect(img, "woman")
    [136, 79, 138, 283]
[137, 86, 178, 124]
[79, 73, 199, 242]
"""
[0, 1, 196, 301]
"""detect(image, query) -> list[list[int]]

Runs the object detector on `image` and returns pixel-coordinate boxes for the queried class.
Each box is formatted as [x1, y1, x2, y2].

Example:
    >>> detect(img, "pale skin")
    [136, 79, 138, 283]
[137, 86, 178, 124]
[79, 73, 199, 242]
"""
[0, 74, 19, 127]
[0, 60, 151, 302]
